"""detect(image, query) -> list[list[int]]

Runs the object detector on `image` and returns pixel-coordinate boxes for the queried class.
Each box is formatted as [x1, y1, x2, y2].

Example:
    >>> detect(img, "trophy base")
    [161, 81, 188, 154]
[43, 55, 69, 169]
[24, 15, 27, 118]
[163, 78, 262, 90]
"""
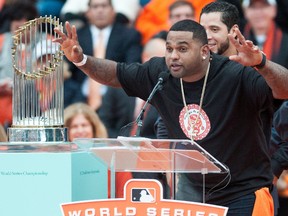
[7, 127, 68, 142]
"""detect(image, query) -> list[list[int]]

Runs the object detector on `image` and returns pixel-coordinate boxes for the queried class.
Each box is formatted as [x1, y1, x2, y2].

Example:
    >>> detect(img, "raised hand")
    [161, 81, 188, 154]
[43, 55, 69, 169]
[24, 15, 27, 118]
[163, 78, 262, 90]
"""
[228, 27, 263, 67]
[54, 21, 84, 64]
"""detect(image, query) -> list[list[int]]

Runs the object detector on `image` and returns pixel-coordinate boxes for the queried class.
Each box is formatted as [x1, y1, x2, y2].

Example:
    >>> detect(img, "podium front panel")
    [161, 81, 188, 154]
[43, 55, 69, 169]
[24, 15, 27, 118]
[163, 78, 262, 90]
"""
[74, 137, 229, 173]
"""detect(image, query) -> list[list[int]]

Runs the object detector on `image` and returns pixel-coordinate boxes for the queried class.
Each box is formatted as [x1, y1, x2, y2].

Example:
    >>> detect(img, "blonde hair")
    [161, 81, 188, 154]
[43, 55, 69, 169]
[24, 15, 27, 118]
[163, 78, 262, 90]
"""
[64, 103, 108, 139]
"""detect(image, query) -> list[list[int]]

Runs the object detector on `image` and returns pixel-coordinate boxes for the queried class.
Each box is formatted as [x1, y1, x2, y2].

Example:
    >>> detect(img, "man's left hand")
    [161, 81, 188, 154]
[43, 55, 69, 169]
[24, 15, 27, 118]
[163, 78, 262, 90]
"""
[228, 27, 263, 67]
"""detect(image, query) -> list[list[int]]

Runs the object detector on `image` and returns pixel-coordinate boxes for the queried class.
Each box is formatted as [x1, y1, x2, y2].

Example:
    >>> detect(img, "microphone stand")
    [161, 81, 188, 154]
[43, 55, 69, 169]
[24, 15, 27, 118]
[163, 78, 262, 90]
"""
[134, 78, 164, 137]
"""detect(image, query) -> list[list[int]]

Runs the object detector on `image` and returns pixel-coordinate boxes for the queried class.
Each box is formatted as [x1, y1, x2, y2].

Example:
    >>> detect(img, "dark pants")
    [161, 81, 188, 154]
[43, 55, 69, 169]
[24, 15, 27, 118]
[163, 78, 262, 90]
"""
[176, 174, 257, 215]
[224, 193, 255, 216]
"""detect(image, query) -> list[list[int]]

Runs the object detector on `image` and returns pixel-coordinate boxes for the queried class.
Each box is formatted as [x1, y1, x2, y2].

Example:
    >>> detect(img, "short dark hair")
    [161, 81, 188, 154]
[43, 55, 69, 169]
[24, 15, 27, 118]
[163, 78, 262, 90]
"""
[2, 3, 38, 22]
[169, 0, 195, 17]
[200, 1, 239, 31]
[88, 0, 112, 6]
[169, 19, 208, 45]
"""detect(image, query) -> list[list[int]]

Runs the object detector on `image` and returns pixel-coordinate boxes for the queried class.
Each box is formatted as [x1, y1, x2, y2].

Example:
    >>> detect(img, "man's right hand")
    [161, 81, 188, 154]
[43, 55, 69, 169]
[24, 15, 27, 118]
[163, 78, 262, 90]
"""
[54, 21, 84, 64]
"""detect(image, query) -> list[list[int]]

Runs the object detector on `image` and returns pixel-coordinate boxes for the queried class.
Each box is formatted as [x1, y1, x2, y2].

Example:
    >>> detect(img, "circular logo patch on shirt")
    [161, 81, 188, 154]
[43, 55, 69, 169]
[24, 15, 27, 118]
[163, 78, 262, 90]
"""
[179, 104, 211, 140]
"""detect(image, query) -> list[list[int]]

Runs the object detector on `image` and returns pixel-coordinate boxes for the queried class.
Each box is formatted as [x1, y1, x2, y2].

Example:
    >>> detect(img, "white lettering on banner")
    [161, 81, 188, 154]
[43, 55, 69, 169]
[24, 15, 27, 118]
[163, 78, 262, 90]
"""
[146, 208, 220, 216]
[147, 207, 157, 216]
[104, 207, 136, 216]
[90, 207, 132, 216]
[68, 210, 81, 216]
[114, 207, 122, 216]
[174, 209, 184, 215]
[67, 207, 138, 216]
[100, 208, 109, 215]
[161, 208, 170, 216]
[126, 207, 136, 215]
[85, 208, 96, 216]
[68, 208, 220, 216]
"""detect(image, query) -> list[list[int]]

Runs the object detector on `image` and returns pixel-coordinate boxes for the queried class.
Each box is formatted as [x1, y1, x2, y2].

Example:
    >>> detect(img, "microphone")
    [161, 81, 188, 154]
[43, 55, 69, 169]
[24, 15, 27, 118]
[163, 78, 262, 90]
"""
[134, 71, 169, 137]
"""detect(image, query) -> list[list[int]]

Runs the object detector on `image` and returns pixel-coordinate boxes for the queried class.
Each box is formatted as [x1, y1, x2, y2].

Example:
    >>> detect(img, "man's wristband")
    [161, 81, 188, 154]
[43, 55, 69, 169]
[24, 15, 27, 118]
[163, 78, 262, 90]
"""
[253, 52, 266, 69]
[73, 54, 87, 67]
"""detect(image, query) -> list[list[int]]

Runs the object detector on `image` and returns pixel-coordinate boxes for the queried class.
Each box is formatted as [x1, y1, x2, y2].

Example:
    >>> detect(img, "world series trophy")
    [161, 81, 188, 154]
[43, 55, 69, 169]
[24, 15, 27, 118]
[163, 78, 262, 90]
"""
[7, 16, 67, 142]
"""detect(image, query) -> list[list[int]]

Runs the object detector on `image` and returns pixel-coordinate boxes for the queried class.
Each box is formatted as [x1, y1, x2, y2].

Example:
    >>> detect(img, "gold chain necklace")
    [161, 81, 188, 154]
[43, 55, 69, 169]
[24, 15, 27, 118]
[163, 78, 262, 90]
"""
[180, 62, 211, 141]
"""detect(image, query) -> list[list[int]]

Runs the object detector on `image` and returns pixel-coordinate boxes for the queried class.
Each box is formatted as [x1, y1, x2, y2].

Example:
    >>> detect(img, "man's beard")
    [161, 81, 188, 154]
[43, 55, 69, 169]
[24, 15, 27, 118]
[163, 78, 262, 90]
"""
[217, 38, 230, 56]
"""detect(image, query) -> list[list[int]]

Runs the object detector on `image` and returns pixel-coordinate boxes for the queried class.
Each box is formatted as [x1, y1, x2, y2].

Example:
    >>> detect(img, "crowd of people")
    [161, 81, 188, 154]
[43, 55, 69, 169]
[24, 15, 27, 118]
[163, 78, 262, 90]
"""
[0, 0, 288, 215]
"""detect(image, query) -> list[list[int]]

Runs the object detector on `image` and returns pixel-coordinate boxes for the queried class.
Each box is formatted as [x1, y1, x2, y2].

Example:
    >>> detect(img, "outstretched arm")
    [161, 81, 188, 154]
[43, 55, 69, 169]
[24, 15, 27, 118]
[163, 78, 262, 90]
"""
[54, 21, 121, 88]
[228, 28, 288, 99]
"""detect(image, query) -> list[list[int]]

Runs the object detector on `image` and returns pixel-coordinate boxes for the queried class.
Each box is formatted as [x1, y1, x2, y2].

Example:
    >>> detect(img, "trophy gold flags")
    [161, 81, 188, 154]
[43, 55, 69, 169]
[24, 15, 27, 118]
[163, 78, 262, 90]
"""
[8, 16, 67, 142]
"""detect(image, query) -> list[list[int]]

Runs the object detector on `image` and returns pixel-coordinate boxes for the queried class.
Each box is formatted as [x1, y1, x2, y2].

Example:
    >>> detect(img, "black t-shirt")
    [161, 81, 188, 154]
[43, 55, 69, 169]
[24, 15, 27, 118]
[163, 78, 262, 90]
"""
[117, 53, 274, 205]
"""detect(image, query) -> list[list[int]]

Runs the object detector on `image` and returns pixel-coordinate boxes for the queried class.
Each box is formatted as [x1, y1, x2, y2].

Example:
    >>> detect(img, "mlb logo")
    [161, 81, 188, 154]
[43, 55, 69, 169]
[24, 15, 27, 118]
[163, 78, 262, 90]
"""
[131, 188, 156, 203]
[61, 179, 228, 216]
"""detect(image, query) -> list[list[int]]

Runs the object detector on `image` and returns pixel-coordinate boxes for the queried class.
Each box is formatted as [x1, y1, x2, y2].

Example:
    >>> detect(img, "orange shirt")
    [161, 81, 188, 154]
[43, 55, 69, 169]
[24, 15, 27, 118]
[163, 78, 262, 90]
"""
[135, 0, 214, 44]
[252, 187, 274, 216]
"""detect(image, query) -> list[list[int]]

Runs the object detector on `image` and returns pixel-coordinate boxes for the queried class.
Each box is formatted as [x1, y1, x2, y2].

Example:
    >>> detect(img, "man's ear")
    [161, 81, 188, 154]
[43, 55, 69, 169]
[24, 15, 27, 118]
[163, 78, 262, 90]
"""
[230, 24, 239, 39]
[201, 44, 210, 59]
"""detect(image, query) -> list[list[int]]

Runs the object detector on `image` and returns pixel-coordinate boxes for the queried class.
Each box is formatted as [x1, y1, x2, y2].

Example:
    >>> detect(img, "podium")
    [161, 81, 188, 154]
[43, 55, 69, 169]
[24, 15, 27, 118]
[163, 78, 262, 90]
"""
[0, 138, 230, 216]
[74, 137, 230, 202]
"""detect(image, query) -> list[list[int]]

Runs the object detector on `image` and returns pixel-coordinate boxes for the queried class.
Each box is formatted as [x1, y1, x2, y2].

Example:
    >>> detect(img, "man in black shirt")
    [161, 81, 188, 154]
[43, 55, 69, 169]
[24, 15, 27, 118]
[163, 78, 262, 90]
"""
[54, 18, 288, 215]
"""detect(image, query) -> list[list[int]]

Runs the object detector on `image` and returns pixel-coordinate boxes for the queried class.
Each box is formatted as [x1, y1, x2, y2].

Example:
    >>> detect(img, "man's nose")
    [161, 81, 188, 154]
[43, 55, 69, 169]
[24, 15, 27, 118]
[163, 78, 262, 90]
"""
[206, 30, 212, 39]
[170, 50, 179, 59]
